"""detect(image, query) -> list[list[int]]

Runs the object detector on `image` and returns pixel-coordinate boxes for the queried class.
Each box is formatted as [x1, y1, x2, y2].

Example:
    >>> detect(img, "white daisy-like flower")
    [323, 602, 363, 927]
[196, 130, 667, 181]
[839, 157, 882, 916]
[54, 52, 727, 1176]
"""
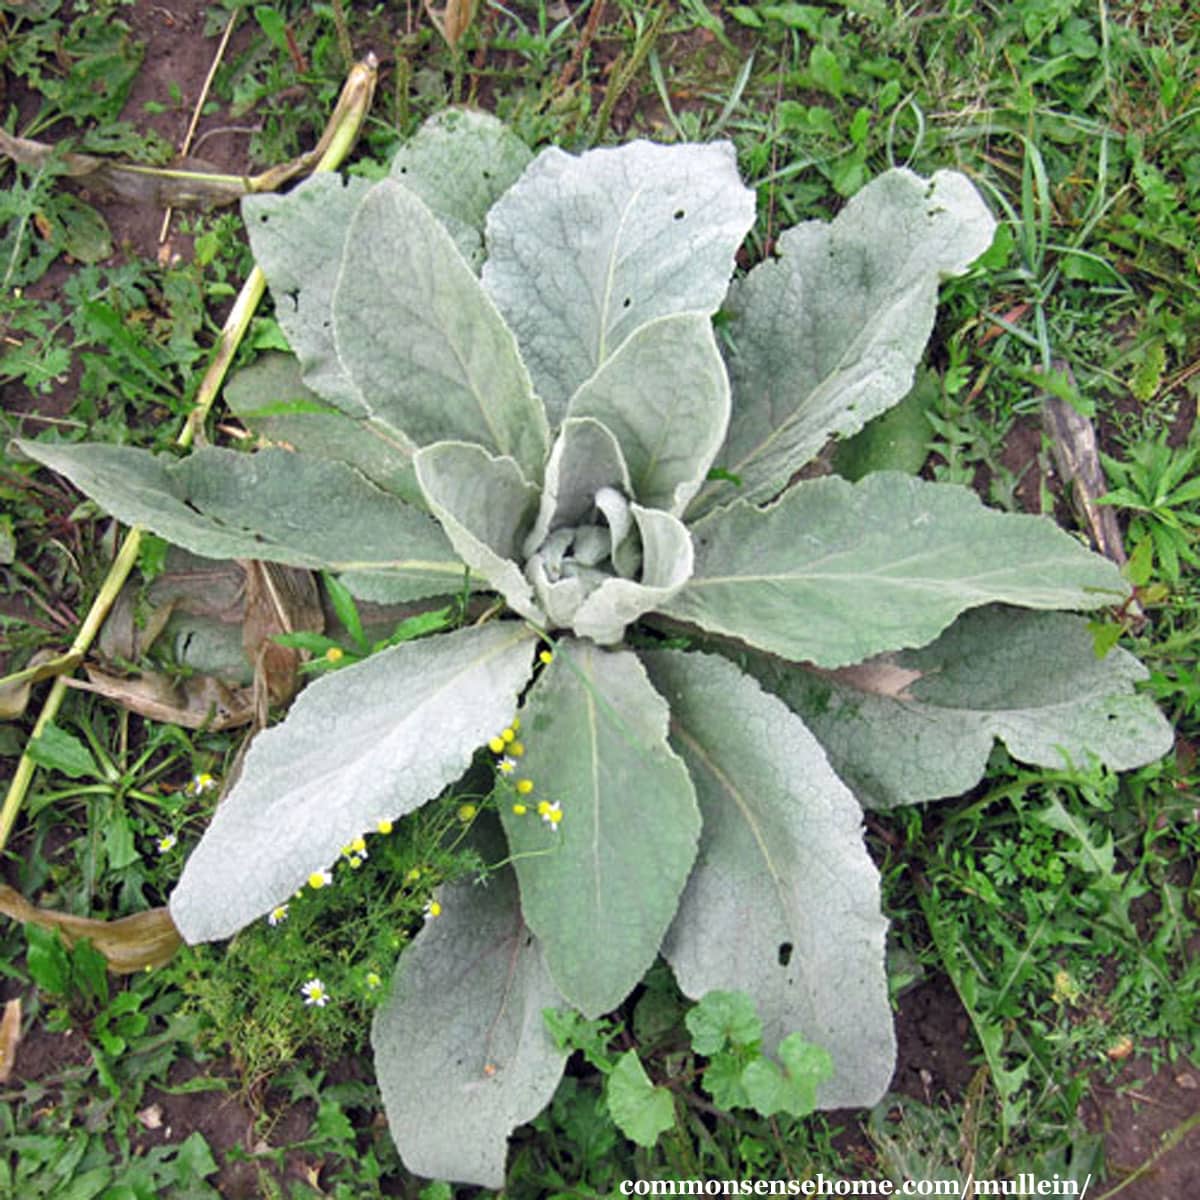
[301, 978, 330, 1007]
[268, 904, 289, 926]
[156, 834, 177, 854]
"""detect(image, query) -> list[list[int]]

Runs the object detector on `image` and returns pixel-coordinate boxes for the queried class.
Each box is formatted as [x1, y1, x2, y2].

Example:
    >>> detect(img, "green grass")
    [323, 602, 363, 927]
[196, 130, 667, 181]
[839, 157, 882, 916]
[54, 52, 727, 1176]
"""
[3, 0, 1199, 1195]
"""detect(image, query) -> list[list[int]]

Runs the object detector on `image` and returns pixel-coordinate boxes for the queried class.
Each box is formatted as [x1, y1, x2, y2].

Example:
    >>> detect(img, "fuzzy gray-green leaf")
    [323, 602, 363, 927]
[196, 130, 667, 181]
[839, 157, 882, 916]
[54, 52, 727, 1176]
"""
[694, 169, 995, 514]
[17, 441, 463, 601]
[663, 472, 1127, 668]
[643, 649, 894, 1108]
[372, 852, 566, 1189]
[170, 622, 536, 943]
[483, 140, 756, 423]
[333, 179, 548, 476]
[415, 442, 544, 622]
[501, 640, 700, 1017]
[387, 108, 532, 270]
[571, 506, 693, 644]
[750, 606, 1174, 810]
[224, 351, 421, 505]
[243, 173, 373, 415]
[566, 314, 730, 515]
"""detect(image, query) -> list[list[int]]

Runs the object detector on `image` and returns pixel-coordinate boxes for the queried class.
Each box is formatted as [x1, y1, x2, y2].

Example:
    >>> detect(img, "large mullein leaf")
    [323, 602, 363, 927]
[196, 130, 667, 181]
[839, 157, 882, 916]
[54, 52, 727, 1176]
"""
[333, 179, 549, 478]
[642, 648, 894, 1108]
[482, 140, 756, 424]
[565, 314, 730, 515]
[571, 506, 694, 645]
[662, 472, 1127, 668]
[243, 173, 374, 415]
[386, 108, 532, 270]
[373, 835, 566, 1190]
[16, 441, 463, 601]
[692, 169, 995, 515]
[414, 442, 544, 623]
[169, 623, 537, 942]
[500, 640, 700, 1017]
[224, 352, 422, 506]
[747, 606, 1173, 810]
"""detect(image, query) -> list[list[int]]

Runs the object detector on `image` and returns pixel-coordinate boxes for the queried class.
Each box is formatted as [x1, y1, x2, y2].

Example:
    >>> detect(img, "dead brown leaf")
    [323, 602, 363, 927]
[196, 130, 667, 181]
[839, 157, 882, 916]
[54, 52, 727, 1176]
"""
[0, 998, 21, 1083]
[0, 884, 181, 973]
[242, 560, 323, 709]
[71, 666, 255, 730]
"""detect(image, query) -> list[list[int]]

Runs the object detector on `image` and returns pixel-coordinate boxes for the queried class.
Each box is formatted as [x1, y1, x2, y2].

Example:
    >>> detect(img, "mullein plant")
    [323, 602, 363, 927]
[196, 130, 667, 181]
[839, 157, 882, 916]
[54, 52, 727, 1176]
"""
[18, 111, 1171, 1187]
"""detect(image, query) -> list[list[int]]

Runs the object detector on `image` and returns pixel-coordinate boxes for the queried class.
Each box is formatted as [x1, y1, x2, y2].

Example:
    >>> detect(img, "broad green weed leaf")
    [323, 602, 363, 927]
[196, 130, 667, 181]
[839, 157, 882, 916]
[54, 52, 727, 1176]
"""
[414, 442, 543, 622]
[566, 314, 730, 515]
[170, 622, 536, 942]
[754, 607, 1174, 809]
[27, 724, 95, 780]
[570, 505, 693, 644]
[643, 648, 894, 1107]
[685, 990, 762, 1055]
[833, 366, 940, 481]
[482, 140, 756, 423]
[663, 472, 1126, 668]
[16, 442, 464, 602]
[693, 169, 995, 514]
[387, 109, 533, 269]
[224, 352, 421, 505]
[606, 1050, 675, 1148]
[372, 852, 566, 1190]
[334, 179, 548, 477]
[501, 640, 700, 1017]
[1034, 794, 1118, 878]
[740, 1035, 833, 1118]
[243, 174, 374, 414]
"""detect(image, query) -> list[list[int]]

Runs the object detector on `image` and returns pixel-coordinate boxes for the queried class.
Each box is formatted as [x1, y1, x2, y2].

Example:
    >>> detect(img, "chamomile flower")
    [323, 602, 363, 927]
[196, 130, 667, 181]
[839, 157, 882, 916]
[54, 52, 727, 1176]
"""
[538, 800, 563, 829]
[424, 899, 442, 920]
[301, 978, 330, 1007]
[488, 735, 506, 754]
[458, 803, 478, 822]
[325, 646, 344, 663]
[516, 779, 534, 795]
[156, 834, 177, 854]
[512, 803, 527, 815]
[308, 869, 333, 890]
[497, 756, 517, 775]
[187, 772, 217, 796]
[365, 970, 383, 990]
[539, 649, 554, 665]
[376, 818, 393, 835]
[268, 904, 289, 926]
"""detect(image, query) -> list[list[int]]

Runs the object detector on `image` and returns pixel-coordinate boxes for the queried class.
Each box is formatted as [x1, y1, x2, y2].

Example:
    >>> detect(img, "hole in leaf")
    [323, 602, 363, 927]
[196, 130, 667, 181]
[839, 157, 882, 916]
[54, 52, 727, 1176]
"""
[673, 208, 685, 220]
[777, 942, 793, 966]
[622, 297, 632, 309]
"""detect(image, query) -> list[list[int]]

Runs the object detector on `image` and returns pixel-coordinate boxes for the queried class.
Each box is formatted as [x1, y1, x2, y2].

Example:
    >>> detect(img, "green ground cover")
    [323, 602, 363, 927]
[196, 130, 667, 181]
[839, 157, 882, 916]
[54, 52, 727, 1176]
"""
[2, 1, 1198, 1196]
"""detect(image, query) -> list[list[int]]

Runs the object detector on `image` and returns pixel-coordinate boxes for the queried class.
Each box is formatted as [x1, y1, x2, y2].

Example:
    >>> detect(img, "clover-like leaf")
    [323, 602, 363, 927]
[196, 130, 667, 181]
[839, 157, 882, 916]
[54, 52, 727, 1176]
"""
[741, 1035, 833, 1119]
[15, 441, 463, 602]
[415, 441, 543, 623]
[663, 471, 1127, 668]
[749, 606, 1174, 809]
[642, 648, 894, 1108]
[334, 179, 548, 477]
[501, 640, 700, 1017]
[693, 169, 995, 514]
[483, 140, 756, 423]
[170, 622, 537, 942]
[373, 844, 566, 1189]
[565, 313, 730, 514]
